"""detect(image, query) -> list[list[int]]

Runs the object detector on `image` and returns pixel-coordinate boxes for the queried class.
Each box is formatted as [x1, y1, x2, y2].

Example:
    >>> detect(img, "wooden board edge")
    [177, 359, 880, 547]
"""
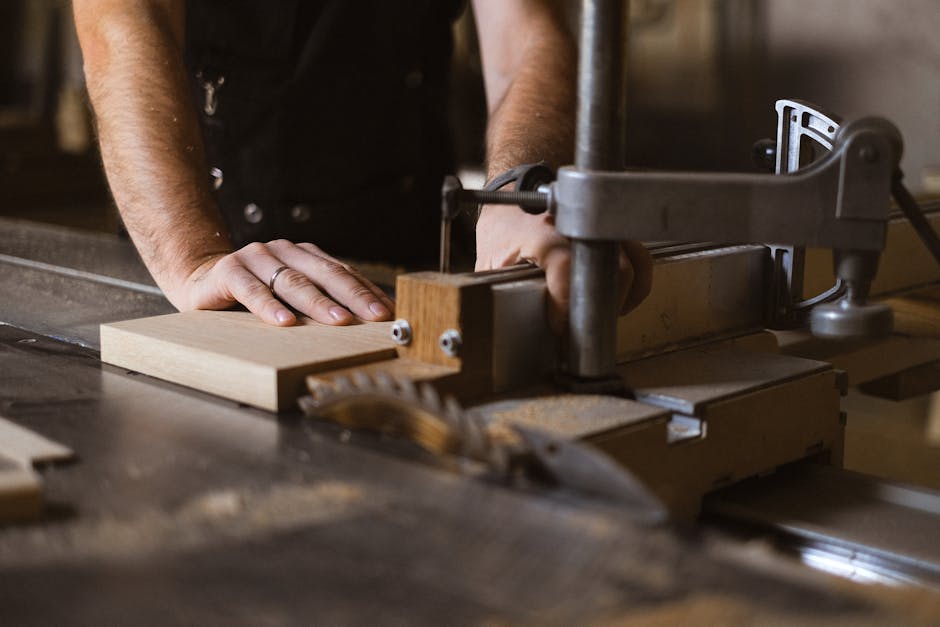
[0, 465, 43, 522]
[100, 323, 277, 410]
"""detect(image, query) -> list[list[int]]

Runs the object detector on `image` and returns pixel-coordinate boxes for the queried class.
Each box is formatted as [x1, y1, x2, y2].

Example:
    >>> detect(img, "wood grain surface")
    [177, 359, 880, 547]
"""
[101, 310, 397, 411]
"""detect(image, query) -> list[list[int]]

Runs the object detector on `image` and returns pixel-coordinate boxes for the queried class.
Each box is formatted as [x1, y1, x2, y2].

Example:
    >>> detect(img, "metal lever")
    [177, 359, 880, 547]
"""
[766, 100, 843, 329]
[439, 175, 549, 273]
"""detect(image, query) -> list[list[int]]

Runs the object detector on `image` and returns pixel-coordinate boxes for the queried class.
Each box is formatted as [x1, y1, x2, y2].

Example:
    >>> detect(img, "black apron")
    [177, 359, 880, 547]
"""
[185, 0, 464, 266]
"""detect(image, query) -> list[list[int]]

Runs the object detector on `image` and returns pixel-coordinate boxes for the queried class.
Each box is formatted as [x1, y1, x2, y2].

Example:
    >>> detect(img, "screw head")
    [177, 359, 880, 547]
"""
[438, 329, 462, 357]
[290, 204, 312, 223]
[391, 319, 412, 346]
[209, 167, 224, 190]
[243, 203, 263, 224]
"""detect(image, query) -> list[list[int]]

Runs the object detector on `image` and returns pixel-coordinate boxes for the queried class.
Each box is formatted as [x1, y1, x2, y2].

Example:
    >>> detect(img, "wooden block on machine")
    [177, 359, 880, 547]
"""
[860, 359, 940, 400]
[616, 245, 767, 360]
[804, 210, 940, 298]
[476, 393, 670, 441]
[393, 268, 552, 399]
[475, 347, 843, 520]
[606, 348, 843, 518]
[101, 311, 397, 411]
[840, 390, 940, 491]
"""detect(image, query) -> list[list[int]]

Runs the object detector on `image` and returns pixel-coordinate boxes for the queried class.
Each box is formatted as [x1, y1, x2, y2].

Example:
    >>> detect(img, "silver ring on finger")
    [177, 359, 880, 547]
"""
[268, 265, 290, 298]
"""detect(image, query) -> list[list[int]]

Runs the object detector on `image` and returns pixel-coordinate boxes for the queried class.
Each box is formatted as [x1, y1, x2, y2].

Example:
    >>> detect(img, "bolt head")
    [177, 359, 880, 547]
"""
[390, 319, 412, 346]
[438, 329, 462, 357]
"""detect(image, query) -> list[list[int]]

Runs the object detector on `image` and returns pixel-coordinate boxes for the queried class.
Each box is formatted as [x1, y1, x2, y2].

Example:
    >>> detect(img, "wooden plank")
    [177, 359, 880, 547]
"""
[0, 417, 72, 523]
[0, 456, 42, 523]
[0, 415, 74, 467]
[884, 286, 940, 338]
[618, 346, 831, 415]
[841, 390, 940, 491]
[860, 359, 940, 400]
[101, 311, 397, 411]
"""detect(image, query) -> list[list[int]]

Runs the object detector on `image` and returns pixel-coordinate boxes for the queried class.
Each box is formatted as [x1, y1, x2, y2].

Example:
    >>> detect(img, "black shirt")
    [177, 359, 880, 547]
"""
[185, 0, 465, 266]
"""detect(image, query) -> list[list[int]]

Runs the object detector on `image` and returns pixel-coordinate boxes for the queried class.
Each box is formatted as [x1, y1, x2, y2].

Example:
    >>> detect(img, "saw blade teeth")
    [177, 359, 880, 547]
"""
[332, 376, 353, 393]
[419, 383, 442, 413]
[297, 395, 317, 413]
[443, 396, 463, 425]
[351, 371, 373, 391]
[373, 371, 396, 393]
[396, 376, 418, 401]
[463, 411, 490, 455]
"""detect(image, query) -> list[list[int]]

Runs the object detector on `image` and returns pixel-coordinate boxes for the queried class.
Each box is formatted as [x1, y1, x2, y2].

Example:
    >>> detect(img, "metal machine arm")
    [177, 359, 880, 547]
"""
[552, 115, 903, 343]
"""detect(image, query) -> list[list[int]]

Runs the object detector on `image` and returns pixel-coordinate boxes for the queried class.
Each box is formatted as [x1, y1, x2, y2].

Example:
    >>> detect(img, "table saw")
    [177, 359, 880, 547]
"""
[2, 205, 940, 624]
[5, 0, 940, 623]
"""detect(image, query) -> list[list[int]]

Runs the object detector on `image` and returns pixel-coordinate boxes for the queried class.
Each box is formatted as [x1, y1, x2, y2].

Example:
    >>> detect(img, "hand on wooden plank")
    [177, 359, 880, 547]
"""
[179, 240, 395, 327]
[475, 206, 653, 333]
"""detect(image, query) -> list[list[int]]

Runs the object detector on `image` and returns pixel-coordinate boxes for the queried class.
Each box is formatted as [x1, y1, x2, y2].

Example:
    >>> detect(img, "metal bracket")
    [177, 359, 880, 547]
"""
[767, 100, 842, 328]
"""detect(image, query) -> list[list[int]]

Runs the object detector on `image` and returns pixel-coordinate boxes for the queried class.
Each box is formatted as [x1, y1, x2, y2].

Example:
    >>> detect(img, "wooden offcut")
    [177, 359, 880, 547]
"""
[101, 310, 397, 411]
[0, 416, 75, 522]
[0, 457, 42, 522]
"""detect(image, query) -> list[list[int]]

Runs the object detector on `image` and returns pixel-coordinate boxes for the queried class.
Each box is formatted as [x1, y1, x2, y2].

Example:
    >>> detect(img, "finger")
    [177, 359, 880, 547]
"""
[539, 246, 572, 335]
[337, 261, 396, 314]
[620, 241, 654, 314]
[616, 249, 636, 314]
[216, 256, 297, 326]
[280, 243, 393, 321]
[269, 267, 355, 325]
[236, 243, 353, 325]
[293, 242, 395, 311]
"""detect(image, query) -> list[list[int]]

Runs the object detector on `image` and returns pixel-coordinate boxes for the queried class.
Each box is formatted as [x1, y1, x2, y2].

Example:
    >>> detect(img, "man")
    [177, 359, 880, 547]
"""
[74, 0, 650, 332]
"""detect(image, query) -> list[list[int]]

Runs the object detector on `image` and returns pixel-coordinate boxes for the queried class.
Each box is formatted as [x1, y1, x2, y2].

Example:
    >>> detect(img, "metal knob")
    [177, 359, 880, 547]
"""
[810, 299, 893, 340]
[811, 250, 893, 341]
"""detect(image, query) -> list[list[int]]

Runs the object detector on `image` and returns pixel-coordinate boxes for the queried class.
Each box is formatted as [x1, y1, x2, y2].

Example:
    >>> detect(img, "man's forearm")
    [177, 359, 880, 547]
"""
[474, 1, 576, 179]
[75, 0, 232, 306]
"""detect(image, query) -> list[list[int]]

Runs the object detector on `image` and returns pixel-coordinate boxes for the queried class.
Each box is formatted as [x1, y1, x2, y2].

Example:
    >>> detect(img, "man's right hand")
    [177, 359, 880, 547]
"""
[176, 240, 395, 326]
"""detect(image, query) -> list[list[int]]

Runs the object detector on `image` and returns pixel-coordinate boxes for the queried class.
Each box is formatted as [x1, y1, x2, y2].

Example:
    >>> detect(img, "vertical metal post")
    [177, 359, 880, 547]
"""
[568, 0, 629, 379]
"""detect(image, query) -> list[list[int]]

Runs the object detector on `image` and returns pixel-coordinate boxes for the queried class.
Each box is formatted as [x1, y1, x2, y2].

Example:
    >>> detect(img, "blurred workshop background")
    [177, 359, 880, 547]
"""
[3, 0, 940, 235]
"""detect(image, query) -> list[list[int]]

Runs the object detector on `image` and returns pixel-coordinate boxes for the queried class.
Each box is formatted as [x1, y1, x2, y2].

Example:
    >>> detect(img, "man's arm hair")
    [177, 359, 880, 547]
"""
[472, 0, 576, 178]
[471, 1, 651, 333]
[75, 0, 233, 307]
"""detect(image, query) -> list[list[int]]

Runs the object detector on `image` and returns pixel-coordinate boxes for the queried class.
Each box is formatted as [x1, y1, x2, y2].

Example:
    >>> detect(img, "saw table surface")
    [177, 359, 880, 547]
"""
[1, 218, 937, 625]
[0, 324, 914, 626]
